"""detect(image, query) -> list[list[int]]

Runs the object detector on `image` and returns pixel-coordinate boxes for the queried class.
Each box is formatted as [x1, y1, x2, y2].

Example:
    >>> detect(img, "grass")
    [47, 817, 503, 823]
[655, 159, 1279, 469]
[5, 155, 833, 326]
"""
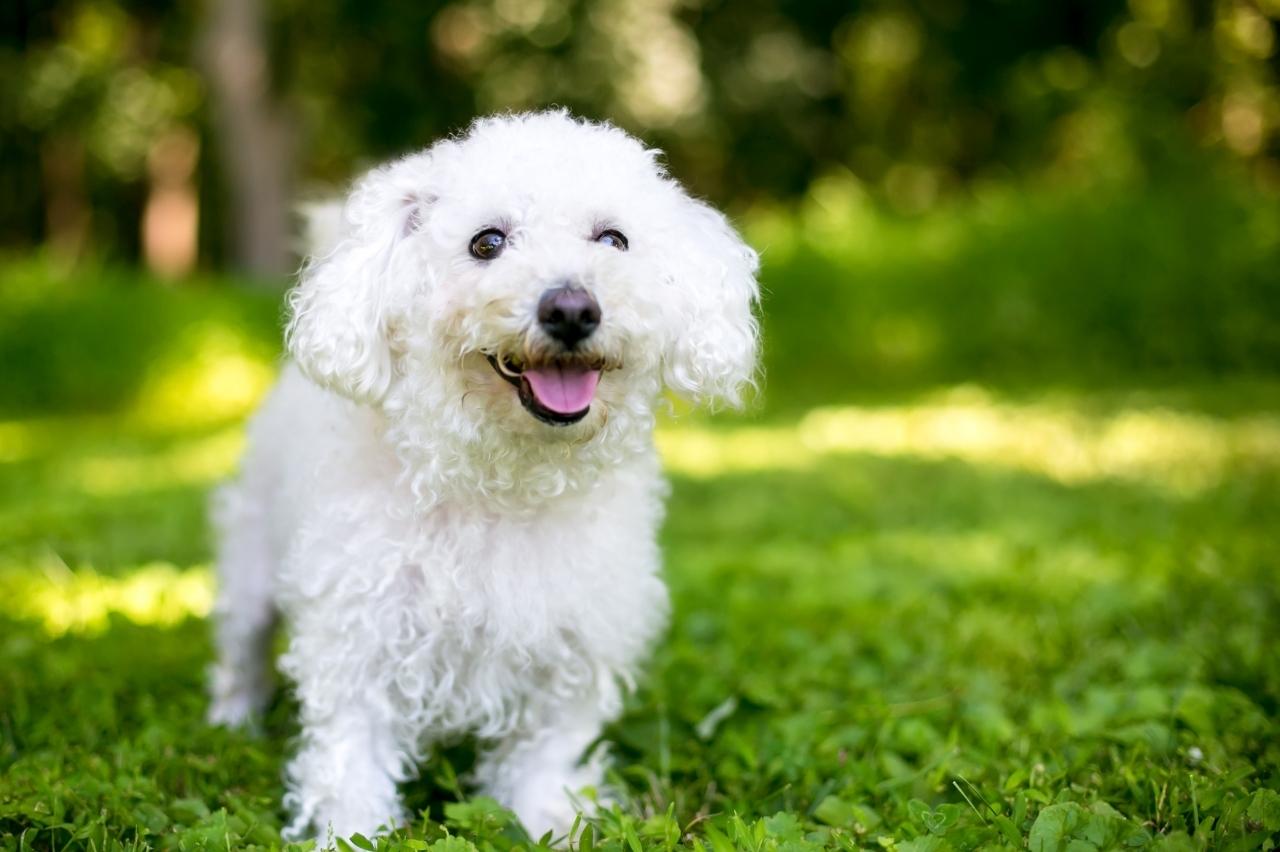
[2, 172, 1279, 851]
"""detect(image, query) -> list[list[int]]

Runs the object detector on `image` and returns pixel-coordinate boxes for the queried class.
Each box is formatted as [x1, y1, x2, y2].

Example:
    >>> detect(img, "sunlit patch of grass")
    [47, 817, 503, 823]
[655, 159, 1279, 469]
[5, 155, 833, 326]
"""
[62, 425, 245, 497]
[131, 323, 277, 428]
[657, 386, 1280, 494]
[0, 419, 44, 463]
[874, 530, 1131, 587]
[1, 556, 213, 636]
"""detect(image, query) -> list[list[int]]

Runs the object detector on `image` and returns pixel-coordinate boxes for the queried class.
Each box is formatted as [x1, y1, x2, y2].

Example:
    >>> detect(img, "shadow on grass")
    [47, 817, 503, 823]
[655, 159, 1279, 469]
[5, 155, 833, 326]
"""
[0, 278, 283, 420]
[0, 416, 257, 572]
[0, 480, 214, 575]
[756, 179, 1280, 414]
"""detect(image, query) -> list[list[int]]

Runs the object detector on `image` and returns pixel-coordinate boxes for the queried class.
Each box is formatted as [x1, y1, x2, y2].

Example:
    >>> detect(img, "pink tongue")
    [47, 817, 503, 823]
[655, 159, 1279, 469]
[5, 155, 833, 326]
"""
[523, 364, 601, 414]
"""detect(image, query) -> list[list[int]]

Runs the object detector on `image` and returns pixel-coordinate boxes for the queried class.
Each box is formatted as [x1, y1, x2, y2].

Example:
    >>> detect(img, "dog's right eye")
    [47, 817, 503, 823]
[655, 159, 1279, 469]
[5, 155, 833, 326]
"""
[470, 229, 506, 260]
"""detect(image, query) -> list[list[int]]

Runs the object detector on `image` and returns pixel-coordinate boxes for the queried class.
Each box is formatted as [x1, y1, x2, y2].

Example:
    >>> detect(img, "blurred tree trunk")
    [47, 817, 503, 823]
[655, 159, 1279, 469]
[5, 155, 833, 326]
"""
[199, 0, 292, 281]
[40, 134, 90, 264]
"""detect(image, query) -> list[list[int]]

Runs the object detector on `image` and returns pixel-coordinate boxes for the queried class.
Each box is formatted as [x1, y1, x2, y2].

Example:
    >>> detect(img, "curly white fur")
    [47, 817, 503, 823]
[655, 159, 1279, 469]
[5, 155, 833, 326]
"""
[206, 111, 759, 843]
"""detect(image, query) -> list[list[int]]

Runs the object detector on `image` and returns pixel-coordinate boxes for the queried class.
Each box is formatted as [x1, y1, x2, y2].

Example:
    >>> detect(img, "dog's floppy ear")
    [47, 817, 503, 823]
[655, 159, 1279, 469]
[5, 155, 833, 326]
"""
[287, 156, 434, 403]
[660, 196, 761, 407]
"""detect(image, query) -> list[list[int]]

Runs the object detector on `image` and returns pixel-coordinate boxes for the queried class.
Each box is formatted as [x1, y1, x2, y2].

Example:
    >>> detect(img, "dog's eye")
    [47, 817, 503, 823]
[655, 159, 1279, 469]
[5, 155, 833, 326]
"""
[470, 228, 506, 260]
[595, 229, 628, 251]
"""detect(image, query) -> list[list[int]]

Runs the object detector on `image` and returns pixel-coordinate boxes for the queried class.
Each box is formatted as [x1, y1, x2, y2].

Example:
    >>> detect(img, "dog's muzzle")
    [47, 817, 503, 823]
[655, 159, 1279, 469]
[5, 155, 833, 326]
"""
[487, 286, 611, 426]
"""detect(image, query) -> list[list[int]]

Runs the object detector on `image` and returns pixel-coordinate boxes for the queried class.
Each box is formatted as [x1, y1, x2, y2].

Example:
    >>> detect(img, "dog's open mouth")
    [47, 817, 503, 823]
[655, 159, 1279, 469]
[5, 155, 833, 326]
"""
[486, 353, 603, 426]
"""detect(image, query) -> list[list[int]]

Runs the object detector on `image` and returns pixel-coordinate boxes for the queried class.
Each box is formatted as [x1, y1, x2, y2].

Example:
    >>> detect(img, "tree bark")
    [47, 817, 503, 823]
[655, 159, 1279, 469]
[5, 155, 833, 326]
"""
[199, 0, 293, 281]
[39, 134, 91, 264]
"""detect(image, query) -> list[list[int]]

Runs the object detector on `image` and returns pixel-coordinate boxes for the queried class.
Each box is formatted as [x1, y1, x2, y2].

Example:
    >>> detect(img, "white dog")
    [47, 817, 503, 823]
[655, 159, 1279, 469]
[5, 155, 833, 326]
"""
[206, 111, 759, 843]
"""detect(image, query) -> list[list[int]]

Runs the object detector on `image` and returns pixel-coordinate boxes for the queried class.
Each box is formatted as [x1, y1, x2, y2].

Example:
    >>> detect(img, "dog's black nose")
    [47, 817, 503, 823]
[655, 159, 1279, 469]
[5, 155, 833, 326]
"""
[537, 286, 601, 348]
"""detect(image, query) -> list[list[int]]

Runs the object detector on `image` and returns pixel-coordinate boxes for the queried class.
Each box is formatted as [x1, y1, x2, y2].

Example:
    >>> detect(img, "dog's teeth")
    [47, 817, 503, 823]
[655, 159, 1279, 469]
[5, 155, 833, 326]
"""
[494, 355, 524, 377]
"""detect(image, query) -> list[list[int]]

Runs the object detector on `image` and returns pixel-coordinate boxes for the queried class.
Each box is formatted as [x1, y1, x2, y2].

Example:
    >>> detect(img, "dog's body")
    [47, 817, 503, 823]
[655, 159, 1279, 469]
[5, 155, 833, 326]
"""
[207, 112, 758, 842]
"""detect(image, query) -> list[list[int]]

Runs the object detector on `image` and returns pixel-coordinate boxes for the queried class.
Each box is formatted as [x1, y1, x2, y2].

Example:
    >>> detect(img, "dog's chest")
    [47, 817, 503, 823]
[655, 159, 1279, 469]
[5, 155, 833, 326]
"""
[381, 505, 667, 739]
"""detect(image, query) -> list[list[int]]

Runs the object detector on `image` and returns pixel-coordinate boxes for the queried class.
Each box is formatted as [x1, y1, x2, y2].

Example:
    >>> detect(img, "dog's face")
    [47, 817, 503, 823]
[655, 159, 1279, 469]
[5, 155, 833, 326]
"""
[288, 112, 758, 443]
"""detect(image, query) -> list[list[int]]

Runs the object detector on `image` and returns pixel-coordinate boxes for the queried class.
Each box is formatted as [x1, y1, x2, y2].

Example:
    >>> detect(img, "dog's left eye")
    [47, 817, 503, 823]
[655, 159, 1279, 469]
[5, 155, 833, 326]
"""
[470, 229, 507, 260]
[595, 229, 628, 251]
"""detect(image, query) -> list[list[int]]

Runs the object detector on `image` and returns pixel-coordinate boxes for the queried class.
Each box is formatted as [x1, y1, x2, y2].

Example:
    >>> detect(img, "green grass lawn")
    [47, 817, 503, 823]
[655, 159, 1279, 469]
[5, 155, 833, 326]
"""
[2, 174, 1279, 851]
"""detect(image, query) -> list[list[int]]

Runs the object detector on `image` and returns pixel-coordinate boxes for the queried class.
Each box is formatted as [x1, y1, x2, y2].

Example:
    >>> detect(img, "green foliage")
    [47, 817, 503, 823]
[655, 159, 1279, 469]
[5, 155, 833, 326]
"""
[1027, 802, 1148, 851]
[4, 0, 1279, 259]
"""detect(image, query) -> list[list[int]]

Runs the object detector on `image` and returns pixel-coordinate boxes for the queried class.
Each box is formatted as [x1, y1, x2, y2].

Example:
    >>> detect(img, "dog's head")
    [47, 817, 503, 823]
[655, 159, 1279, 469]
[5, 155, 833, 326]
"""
[288, 111, 759, 442]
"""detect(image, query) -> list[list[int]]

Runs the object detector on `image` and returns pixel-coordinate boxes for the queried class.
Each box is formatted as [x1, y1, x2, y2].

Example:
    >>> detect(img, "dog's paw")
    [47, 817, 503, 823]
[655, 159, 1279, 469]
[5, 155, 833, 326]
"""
[510, 783, 604, 844]
[515, 801, 577, 843]
[298, 807, 405, 850]
[281, 785, 406, 849]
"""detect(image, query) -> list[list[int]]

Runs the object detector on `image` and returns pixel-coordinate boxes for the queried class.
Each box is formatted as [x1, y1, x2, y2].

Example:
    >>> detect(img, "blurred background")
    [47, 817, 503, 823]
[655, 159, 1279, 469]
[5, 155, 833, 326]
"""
[2, 0, 1280, 414]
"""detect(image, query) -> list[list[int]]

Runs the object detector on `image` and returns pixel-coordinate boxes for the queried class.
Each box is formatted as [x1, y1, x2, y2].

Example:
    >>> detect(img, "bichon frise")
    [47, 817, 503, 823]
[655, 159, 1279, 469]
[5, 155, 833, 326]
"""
[206, 111, 759, 843]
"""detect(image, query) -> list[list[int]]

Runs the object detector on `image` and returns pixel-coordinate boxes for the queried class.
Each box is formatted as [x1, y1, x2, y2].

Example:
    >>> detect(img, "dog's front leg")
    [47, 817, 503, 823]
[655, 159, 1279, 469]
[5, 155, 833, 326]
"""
[280, 626, 410, 844]
[474, 691, 614, 841]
